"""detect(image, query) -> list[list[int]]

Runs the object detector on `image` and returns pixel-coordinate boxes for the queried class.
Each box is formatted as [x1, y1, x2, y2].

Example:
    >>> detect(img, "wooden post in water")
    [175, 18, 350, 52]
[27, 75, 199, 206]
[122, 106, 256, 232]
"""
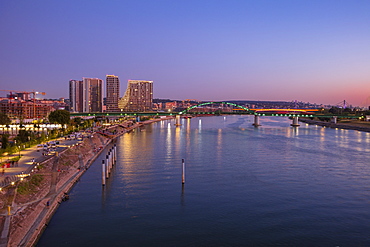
[108, 151, 111, 173]
[110, 149, 113, 168]
[114, 144, 117, 164]
[112, 147, 114, 166]
[110, 148, 113, 168]
[106, 155, 109, 179]
[182, 159, 185, 184]
[109, 150, 112, 171]
[102, 160, 106, 186]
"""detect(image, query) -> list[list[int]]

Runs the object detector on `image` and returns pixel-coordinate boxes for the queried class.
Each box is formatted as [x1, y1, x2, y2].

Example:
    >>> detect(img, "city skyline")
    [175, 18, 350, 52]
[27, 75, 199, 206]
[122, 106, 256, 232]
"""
[1, 1, 370, 106]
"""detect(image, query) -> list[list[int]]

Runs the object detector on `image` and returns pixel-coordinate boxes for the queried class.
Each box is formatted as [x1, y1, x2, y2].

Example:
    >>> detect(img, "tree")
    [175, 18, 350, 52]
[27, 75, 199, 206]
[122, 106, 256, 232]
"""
[1, 134, 9, 149]
[0, 112, 11, 125]
[48, 110, 70, 125]
[15, 130, 31, 143]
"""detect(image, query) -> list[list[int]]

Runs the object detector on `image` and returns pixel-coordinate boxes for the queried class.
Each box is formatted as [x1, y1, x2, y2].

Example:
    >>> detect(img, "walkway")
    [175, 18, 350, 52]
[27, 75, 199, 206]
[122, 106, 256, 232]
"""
[0, 138, 83, 186]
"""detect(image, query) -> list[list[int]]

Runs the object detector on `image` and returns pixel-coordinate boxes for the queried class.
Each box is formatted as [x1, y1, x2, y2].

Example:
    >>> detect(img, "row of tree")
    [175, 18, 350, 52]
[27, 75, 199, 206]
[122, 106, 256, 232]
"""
[0, 110, 90, 155]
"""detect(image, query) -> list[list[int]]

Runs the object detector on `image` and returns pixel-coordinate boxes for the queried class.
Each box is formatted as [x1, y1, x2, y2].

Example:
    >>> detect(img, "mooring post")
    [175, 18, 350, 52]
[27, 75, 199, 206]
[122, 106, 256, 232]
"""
[114, 144, 117, 164]
[110, 148, 113, 167]
[102, 160, 106, 186]
[182, 159, 185, 184]
[109, 151, 112, 172]
[108, 151, 111, 172]
[109, 149, 113, 172]
[106, 155, 109, 178]
[112, 147, 115, 165]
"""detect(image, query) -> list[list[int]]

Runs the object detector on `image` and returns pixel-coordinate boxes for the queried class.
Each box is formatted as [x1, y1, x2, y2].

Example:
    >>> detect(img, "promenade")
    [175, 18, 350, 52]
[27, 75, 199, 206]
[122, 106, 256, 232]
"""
[0, 137, 84, 187]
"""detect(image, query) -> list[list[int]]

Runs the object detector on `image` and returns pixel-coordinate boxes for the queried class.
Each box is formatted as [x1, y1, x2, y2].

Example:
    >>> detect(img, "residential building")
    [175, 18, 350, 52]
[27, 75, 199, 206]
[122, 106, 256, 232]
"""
[119, 80, 153, 112]
[83, 78, 103, 112]
[106, 75, 120, 112]
[69, 80, 83, 112]
[0, 98, 54, 120]
[69, 78, 103, 113]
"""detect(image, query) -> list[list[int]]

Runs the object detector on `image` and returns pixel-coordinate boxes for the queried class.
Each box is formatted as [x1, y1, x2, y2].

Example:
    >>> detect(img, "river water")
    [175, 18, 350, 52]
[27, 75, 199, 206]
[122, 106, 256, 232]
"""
[37, 116, 370, 246]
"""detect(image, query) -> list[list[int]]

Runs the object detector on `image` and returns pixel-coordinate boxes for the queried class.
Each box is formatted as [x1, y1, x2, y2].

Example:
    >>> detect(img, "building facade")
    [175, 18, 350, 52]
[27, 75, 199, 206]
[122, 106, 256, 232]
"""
[106, 75, 120, 112]
[83, 78, 103, 113]
[0, 99, 54, 120]
[69, 80, 83, 112]
[119, 80, 153, 112]
[69, 78, 103, 113]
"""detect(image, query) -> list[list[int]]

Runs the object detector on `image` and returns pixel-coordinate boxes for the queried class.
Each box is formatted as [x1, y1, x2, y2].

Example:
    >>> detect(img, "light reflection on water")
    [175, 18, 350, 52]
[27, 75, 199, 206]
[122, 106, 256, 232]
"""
[37, 115, 370, 246]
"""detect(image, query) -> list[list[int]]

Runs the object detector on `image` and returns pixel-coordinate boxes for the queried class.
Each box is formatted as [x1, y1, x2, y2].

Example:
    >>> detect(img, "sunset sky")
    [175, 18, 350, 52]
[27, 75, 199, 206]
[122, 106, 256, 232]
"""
[1, 0, 370, 106]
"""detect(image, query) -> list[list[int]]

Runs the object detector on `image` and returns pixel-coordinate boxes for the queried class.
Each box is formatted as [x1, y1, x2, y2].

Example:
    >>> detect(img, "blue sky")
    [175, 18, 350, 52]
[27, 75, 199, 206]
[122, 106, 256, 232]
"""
[1, 0, 370, 106]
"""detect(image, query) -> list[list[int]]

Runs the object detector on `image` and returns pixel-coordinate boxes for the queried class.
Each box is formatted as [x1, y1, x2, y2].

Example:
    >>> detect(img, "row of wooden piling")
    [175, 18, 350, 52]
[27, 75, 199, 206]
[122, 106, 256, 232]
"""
[102, 144, 186, 186]
[102, 144, 117, 186]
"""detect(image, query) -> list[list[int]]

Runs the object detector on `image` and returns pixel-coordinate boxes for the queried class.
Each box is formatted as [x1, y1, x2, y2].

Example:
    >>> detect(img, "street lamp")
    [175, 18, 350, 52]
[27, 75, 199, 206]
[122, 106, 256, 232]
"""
[18, 146, 21, 157]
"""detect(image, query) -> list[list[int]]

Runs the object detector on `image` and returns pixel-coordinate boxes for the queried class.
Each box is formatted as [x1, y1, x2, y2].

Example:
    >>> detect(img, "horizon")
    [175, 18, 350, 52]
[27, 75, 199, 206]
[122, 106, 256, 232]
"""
[1, 0, 370, 107]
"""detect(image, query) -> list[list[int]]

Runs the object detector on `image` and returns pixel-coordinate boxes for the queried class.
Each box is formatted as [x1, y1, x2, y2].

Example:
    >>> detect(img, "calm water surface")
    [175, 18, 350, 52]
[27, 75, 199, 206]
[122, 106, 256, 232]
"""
[37, 116, 370, 246]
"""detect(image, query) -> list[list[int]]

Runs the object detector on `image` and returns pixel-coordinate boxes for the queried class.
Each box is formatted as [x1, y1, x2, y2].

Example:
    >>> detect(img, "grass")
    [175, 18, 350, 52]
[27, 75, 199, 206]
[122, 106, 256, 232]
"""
[63, 161, 72, 166]
[17, 174, 44, 195]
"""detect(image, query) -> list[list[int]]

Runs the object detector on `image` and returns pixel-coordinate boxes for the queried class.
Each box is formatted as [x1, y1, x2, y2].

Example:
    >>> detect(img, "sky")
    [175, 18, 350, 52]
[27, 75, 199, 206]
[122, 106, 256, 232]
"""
[1, 0, 370, 107]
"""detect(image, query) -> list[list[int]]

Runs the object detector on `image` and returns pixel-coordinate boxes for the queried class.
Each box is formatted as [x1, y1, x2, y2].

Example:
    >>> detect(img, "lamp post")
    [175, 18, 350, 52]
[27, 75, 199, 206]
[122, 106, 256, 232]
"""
[18, 146, 21, 157]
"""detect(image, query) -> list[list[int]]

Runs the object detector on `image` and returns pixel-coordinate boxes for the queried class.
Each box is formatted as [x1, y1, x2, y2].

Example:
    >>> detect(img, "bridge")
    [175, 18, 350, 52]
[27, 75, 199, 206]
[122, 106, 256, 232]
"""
[70, 101, 360, 127]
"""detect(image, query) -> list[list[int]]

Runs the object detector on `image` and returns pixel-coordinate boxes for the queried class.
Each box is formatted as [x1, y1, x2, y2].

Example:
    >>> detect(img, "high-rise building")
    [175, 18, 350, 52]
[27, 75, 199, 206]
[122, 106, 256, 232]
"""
[106, 75, 120, 112]
[83, 78, 103, 112]
[69, 78, 103, 113]
[69, 80, 83, 112]
[119, 80, 153, 112]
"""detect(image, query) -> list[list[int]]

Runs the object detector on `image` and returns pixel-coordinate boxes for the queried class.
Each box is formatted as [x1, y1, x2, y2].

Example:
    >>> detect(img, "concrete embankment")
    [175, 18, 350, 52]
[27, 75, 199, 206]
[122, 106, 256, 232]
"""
[1, 117, 174, 247]
[299, 118, 370, 132]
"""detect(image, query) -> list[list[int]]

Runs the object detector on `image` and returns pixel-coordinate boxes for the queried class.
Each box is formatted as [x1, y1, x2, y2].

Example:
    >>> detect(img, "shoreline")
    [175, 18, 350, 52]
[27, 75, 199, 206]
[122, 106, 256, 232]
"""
[299, 118, 370, 132]
[0, 117, 174, 247]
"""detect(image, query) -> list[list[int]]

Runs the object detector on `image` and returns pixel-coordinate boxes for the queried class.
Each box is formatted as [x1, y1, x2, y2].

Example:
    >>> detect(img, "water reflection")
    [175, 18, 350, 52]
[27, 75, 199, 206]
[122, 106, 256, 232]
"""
[37, 115, 370, 247]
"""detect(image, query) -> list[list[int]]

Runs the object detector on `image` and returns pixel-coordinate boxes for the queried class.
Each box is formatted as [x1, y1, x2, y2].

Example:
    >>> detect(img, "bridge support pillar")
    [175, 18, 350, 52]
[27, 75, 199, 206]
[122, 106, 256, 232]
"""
[252, 115, 261, 127]
[332, 116, 337, 124]
[291, 116, 300, 127]
[175, 115, 182, 126]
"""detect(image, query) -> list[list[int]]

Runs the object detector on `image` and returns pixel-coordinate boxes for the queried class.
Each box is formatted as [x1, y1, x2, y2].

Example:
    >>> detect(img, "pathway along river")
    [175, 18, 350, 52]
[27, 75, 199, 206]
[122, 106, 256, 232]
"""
[37, 116, 370, 246]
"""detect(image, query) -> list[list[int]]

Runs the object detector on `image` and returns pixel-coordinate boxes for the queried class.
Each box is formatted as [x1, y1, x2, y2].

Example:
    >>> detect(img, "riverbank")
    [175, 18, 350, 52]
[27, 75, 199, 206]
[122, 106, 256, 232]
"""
[0, 117, 173, 247]
[299, 118, 370, 132]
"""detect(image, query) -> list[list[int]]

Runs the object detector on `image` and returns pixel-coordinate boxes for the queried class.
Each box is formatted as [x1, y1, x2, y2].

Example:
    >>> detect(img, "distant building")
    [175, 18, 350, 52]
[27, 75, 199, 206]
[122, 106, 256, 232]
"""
[106, 75, 120, 112]
[83, 78, 103, 112]
[119, 80, 153, 112]
[165, 101, 177, 111]
[69, 78, 103, 113]
[69, 80, 83, 112]
[0, 98, 54, 120]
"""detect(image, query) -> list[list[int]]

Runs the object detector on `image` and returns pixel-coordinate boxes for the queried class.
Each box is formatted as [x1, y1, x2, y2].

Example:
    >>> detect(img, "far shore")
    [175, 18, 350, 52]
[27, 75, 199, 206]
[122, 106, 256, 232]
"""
[299, 118, 370, 132]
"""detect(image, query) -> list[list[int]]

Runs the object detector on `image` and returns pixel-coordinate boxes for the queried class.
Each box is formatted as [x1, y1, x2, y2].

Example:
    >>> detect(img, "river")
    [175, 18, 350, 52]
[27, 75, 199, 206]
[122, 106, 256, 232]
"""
[37, 115, 370, 246]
